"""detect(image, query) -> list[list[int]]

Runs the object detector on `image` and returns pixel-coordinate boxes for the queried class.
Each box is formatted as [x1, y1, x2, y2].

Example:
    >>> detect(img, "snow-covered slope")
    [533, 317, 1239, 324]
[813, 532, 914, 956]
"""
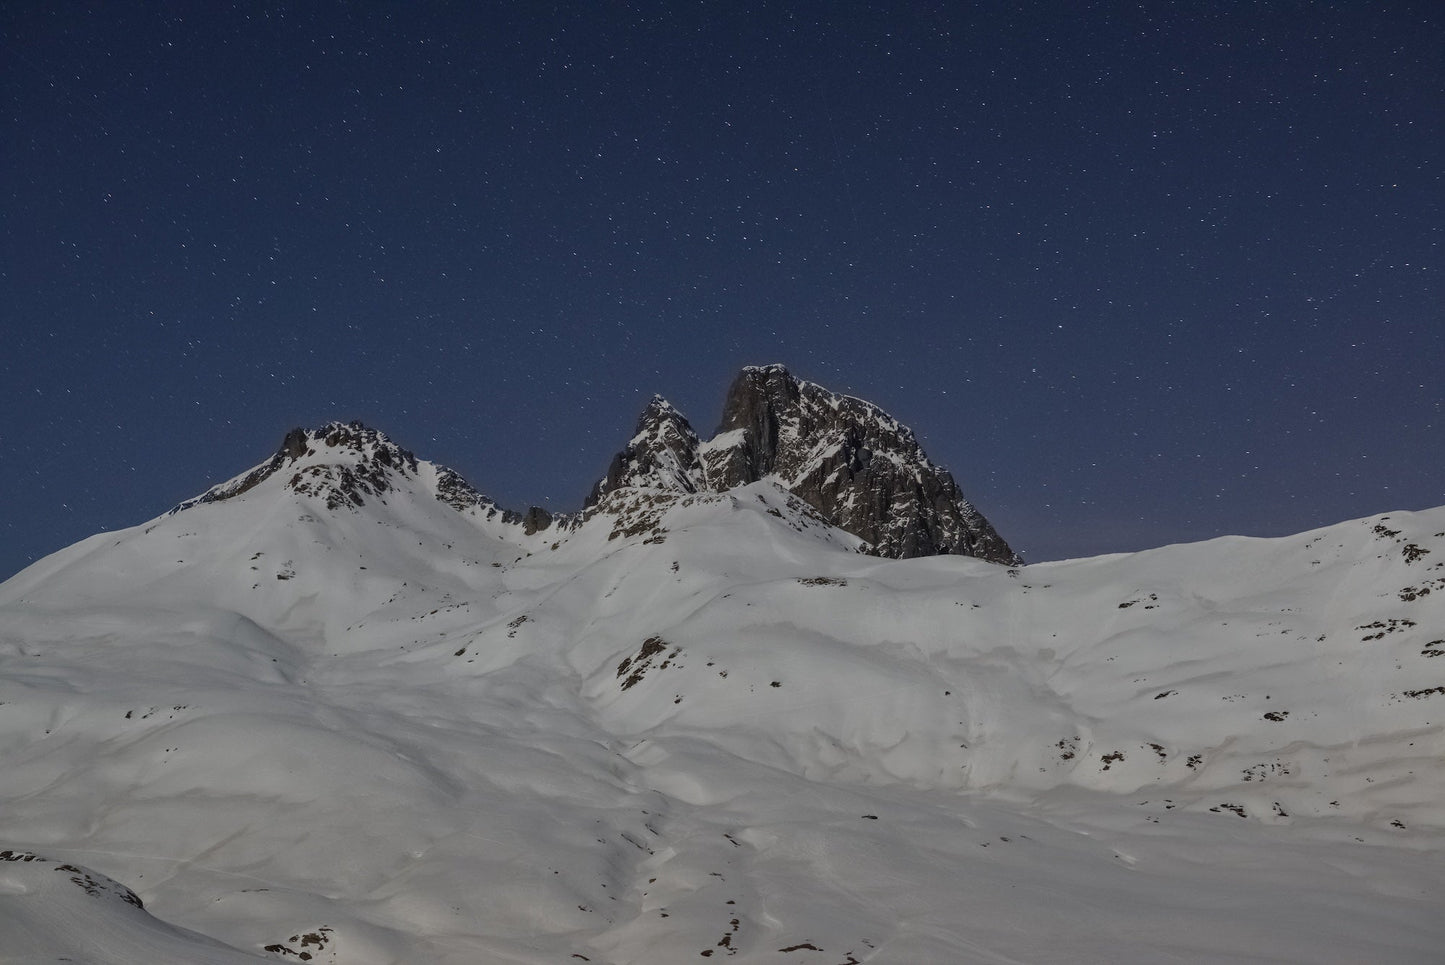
[0, 851, 268, 963]
[0, 425, 1441, 963]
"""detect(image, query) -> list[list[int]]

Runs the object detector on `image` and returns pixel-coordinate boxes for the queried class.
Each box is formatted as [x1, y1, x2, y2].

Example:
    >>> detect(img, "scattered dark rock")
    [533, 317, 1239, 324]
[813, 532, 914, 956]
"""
[618, 636, 674, 691]
[1402, 686, 1445, 699]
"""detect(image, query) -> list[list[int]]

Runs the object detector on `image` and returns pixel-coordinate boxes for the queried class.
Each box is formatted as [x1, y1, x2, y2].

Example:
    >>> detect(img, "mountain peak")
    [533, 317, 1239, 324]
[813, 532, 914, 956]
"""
[173, 420, 423, 514]
[707, 366, 1018, 563]
[587, 366, 1020, 563]
[584, 395, 705, 508]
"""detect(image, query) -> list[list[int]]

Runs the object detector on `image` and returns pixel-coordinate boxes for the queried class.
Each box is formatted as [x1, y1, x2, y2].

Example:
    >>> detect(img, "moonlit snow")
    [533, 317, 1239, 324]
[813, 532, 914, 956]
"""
[1, 435, 1441, 963]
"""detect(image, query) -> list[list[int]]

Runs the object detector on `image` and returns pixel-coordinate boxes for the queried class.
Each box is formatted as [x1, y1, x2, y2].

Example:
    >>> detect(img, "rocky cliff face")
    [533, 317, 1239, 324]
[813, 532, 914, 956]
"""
[590, 365, 1020, 564]
[707, 365, 1018, 562]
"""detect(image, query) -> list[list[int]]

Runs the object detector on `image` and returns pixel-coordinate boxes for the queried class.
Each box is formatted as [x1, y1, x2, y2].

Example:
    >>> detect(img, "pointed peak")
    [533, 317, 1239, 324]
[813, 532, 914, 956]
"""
[626, 395, 698, 442]
[585, 397, 706, 508]
[173, 420, 421, 514]
[639, 394, 683, 421]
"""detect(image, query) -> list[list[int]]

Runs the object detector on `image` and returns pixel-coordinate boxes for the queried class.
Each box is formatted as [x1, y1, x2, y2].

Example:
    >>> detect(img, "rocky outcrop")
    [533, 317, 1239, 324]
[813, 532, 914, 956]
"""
[589, 365, 1021, 564]
[584, 396, 706, 508]
[522, 506, 554, 535]
[281, 422, 421, 511]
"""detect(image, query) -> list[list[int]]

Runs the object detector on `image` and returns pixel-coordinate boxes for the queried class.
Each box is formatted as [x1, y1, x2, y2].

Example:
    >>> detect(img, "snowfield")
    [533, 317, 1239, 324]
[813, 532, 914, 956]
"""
[1, 437, 1442, 963]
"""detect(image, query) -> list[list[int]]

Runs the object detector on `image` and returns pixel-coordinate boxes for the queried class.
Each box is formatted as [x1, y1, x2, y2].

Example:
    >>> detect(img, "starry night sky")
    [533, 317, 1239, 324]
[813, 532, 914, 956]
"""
[3, 2, 1441, 577]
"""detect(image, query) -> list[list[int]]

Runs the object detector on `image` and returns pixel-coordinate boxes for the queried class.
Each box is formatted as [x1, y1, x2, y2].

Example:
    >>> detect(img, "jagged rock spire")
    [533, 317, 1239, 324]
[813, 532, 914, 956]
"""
[584, 396, 705, 508]
[590, 365, 1021, 564]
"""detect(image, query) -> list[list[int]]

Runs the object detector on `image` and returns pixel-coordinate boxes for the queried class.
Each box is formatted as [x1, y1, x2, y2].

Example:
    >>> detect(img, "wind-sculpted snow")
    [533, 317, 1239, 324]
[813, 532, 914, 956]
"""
[0, 432, 1442, 962]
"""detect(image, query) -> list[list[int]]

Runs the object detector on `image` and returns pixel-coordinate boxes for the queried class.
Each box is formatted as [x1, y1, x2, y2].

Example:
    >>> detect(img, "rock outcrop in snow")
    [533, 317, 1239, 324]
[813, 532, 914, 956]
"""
[584, 396, 706, 507]
[588, 364, 1020, 563]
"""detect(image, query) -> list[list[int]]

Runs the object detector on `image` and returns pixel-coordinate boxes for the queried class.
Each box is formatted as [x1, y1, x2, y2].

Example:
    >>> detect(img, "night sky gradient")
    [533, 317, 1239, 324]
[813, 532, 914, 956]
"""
[3, 2, 1441, 577]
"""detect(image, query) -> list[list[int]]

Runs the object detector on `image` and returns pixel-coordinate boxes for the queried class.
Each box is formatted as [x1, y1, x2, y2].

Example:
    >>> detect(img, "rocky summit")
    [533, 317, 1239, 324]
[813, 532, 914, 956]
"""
[172, 420, 516, 523]
[589, 364, 1020, 564]
[583, 396, 707, 505]
[172, 366, 1018, 564]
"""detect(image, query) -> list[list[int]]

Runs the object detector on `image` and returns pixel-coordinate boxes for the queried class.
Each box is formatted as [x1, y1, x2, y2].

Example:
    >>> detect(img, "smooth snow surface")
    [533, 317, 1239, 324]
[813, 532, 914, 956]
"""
[1, 459, 1442, 963]
[0, 851, 266, 963]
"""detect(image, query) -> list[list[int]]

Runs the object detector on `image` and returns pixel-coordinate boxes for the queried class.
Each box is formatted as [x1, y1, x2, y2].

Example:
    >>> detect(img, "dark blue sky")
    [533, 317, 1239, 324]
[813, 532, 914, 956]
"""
[3, 2, 1440, 576]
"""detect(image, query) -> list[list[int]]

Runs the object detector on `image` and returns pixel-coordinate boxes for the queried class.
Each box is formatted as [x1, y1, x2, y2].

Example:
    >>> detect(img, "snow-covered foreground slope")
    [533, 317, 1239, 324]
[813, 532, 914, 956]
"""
[0, 850, 267, 964]
[1, 448, 1442, 962]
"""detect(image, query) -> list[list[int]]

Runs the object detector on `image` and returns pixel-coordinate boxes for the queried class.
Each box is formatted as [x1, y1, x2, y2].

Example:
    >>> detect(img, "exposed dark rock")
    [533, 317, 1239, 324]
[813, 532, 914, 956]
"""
[282, 422, 420, 511]
[589, 364, 1020, 564]
[278, 427, 310, 462]
[170, 428, 315, 511]
[585, 396, 705, 508]
[433, 465, 519, 523]
[523, 506, 554, 535]
[705, 366, 799, 489]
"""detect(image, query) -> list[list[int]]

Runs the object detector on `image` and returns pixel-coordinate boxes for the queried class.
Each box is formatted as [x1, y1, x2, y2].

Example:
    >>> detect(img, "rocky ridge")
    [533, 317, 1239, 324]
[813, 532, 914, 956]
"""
[176, 367, 1018, 564]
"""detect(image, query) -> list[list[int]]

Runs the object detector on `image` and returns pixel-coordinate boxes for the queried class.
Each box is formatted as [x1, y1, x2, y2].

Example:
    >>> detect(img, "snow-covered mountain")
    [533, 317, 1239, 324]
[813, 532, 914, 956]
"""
[1, 384, 1442, 963]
